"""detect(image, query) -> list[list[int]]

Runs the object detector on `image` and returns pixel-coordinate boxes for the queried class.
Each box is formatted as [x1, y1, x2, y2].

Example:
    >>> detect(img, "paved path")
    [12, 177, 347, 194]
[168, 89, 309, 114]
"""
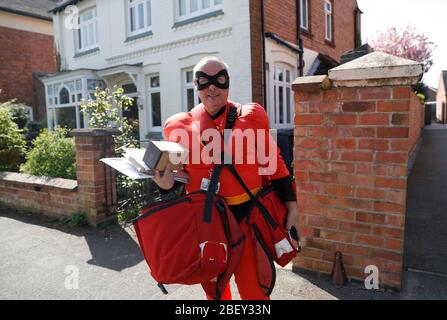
[404, 127, 447, 276]
[1, 206, 447, 300]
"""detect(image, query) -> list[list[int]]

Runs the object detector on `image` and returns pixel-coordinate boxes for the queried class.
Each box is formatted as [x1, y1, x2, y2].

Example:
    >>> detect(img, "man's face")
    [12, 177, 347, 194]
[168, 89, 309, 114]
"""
[195, 60, 230, 114]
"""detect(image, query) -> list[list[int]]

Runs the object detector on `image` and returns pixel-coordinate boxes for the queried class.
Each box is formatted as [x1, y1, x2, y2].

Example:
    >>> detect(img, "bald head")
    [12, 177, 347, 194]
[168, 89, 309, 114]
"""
[193, 56, 229, 77]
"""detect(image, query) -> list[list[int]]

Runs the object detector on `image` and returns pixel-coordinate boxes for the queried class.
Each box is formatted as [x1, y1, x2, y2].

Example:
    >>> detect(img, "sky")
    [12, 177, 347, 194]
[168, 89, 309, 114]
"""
[357, 0, 447, 89]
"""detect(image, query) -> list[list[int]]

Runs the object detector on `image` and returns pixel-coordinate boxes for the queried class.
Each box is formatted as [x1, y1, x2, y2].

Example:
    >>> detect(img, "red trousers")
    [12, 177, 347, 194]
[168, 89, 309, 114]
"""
[206, 222, 270, 300]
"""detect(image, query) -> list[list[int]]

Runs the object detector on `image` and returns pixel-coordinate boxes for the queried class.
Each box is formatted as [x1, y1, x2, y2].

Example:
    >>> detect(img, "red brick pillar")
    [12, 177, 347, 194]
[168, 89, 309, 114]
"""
[292, 52, 423, 289]
[71, 128, 119, 227]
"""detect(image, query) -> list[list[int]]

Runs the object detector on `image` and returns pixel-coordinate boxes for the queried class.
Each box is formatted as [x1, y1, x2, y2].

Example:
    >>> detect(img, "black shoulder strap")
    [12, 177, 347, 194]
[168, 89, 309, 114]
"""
[203, 105, 239, 224]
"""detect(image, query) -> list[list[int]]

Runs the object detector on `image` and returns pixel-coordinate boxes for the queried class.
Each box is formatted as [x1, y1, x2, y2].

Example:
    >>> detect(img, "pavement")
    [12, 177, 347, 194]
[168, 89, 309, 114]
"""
[1, 206, 446, 300]
[404, 128, 447, 276]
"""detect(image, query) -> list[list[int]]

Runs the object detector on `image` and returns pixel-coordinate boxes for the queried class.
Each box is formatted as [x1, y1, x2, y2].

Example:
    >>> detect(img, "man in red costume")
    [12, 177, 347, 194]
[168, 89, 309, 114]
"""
[153, 56, 299, 300]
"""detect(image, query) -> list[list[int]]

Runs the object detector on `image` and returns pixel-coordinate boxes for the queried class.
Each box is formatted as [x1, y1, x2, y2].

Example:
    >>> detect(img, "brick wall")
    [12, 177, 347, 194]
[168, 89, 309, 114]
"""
[0, 129, 119, 227]
[292, 76, 423, 288]
[0, 172, 79, 218]
[264, 0, 297, 44]
[249, 0, 264, 104]
[301, 0, 359, 62]
[0, 26, 55, 118]
[408, 93, 424, 154]
[71, 129, 119, 227]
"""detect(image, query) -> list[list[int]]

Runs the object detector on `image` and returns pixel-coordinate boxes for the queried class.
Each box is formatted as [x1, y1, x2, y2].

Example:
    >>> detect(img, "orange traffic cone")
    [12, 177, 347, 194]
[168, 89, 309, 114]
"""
[330, 251, 348, 286]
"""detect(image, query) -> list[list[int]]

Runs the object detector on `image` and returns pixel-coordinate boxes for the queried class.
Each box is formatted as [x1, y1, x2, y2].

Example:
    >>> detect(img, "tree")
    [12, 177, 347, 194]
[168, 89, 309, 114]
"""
[370, 26, 436, 73]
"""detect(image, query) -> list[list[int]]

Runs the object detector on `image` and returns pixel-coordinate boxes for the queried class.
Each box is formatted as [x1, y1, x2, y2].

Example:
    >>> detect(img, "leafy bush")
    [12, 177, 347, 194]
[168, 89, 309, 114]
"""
[25, 120, 47, 146]
[0, 107, 25, 171]
[81, 86, 138, 153]
[0, 100, 31, 129]
[20, 127, 76, 179]
[67, 211, 87, 227]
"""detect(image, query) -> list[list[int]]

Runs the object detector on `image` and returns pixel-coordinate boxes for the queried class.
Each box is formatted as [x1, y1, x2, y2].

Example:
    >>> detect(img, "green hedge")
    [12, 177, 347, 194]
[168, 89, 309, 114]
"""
[20, 127, 76, 180]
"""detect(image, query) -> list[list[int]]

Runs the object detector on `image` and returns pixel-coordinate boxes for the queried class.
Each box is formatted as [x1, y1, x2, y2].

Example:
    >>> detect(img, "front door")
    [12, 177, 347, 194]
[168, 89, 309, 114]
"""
[122, 83, 140, 141]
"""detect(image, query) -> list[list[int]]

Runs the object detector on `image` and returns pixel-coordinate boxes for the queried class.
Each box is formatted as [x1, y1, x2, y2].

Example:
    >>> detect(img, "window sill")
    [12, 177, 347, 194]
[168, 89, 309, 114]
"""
[125, 30, 153, 43]
[172, 9, 224, 29]
[74, 47, 100, 58]
[324, 39, 336, 48]
[300, 28, 313, 39]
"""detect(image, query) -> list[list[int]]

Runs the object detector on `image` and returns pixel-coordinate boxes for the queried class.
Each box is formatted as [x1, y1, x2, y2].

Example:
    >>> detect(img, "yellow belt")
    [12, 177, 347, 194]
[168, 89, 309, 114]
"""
[224, 187, 262, 205]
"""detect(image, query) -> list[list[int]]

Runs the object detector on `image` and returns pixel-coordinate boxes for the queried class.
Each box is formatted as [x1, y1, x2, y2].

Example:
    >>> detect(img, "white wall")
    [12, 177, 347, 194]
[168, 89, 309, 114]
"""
[52, 0, 252, 138]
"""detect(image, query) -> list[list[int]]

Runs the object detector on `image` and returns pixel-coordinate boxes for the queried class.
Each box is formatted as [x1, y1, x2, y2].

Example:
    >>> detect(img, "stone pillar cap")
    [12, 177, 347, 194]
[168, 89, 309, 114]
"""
[328, 51, 423, 87]
[70, 128, 121, 137]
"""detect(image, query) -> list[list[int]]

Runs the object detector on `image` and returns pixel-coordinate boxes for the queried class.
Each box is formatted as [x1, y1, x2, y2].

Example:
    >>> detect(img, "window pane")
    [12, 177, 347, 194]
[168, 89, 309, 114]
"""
[190, 0, 198, 13]
[187, 88, 195, 111]
[60, 88, 70, 104]
[151, 92, 161, 127]
[214, 0, 222, 5]
[147, 0, 152, 26]
[286, 88, 291, 124]
[56, 107, 77, 130]
[77, 93, 83, 102]
[186, 71, 193, 83]
[202, 0, 210, 9]
[83, 10, 93, 21]
[286, 70, 290, 82]
[88, 23, 94, 46]
[179, 0, 186, 16]
[151, 76, 160, 88]
[82, 26, 88, 48]
[279, 86, 284, 124]
[326, 15, 331, 39]
[278, 68, 283, 82]
[273, 85, 277, 124]
[130, 7, 136, 32]
[75, 79, 82, 90]
[138, 3, 145, 29]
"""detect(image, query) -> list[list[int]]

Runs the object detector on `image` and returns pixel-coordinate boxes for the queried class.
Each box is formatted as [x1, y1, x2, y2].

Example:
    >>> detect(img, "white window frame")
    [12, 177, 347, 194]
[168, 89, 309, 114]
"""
[324, 0, 333, 42]
[175, 0, 223, 23]
[183, 69, 199, 112]
[148, 74, 161, 130]
[75, 7, 98, 53]
[128, 0, 152, 37]
[300, 0, 309, 30]
[272, 64, 294, 129]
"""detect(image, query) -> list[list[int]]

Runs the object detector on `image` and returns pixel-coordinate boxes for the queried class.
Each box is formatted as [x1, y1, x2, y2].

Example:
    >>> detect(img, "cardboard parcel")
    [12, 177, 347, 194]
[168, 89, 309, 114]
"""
[100, 140, 189, 183]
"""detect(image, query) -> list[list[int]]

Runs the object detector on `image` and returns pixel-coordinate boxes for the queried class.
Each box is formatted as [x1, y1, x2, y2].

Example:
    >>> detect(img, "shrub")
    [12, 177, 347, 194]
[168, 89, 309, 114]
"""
[25, 120, 47, 146]
[0, 107, 25, 171]
[20, 127, 76, 179]
[0, 100, 31, 129]
[67, 211, 87, 227]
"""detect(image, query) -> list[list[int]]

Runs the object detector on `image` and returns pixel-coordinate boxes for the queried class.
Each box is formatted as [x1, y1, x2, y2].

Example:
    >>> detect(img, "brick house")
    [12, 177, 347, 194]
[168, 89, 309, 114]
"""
[436, 71, 447, 124]
[42, 0, 361, 137]
[0, 0, 57, 121]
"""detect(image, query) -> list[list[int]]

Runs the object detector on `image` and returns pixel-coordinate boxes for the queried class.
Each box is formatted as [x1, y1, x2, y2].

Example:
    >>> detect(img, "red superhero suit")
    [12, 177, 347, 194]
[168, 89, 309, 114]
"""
[163, 101, 296, 300]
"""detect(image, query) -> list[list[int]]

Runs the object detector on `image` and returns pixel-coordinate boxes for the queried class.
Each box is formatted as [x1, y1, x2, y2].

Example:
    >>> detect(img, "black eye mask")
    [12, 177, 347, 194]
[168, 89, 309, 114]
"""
[195, 69, 230, 91]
